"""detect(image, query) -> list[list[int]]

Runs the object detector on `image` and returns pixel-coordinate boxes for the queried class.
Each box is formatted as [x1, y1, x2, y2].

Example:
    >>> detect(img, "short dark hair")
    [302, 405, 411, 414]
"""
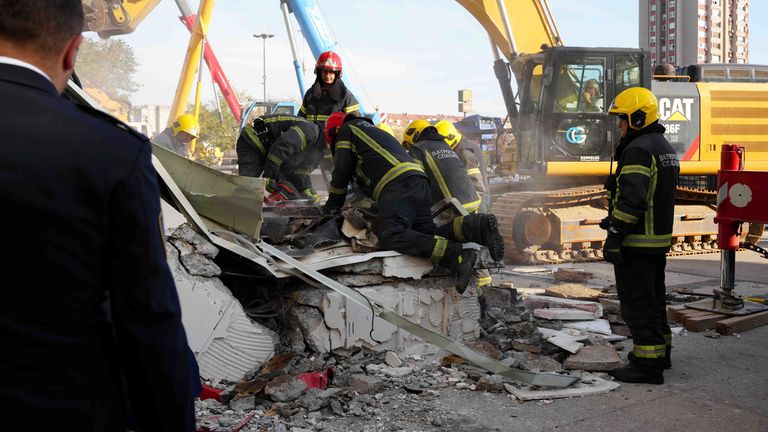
[0, 0, 84, 56]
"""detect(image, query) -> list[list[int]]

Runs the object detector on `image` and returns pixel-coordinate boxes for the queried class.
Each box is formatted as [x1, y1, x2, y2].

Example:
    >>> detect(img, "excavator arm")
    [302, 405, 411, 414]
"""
[455, 0, 562, 60]
[82, 0, 161, 38]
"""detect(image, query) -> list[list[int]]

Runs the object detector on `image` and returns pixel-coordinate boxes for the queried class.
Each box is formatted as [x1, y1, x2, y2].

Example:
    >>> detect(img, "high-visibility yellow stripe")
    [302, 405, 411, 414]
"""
[646, 157, 658, 235]
[431, 236, 448, 263]
[243, 127, 265, 154]
[623, 233, 672, 248]
[612, 208, 639, 224]
[424, 151, 453, 201]
[335, 140, 352, 151]
[299, 105, 306, 114]
[467, 168, 481, 176]
[267, 153, 282, 166]
[632, 344, 667, 359]
[290, 125, 307, 150]
[344, 104, 360, 113]
[328, 186, 347, 195]
[263, 116, 306, 124]
[373, 162, 424, 201]
[351, 126, 400, 166]
[453, 216, 465, 242]
[308, 114, 330, 122]
[477, 276, 493, 287]
[620, 164, 651, 177]
[462, 198, 481, 213]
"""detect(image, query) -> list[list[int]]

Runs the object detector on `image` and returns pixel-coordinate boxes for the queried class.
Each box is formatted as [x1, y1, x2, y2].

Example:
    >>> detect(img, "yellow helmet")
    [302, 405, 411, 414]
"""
[608, 87, 659, 130]
[377, 122, 396, 138]
[172, 114, 200, 138]
[434, 120, 462, 148]
[403, 119, 430, 147]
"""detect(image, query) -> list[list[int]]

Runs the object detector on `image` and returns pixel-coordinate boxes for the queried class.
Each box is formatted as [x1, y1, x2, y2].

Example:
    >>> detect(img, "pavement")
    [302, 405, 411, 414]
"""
[431, 233, 768, 432]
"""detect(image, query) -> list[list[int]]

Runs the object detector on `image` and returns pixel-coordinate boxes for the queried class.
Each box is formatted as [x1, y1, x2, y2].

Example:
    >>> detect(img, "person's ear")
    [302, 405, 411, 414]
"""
[62, 35, 83, 73]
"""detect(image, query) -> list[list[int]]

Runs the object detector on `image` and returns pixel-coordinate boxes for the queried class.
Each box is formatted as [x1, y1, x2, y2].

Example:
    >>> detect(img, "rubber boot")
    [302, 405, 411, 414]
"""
[459, 214, 504, 261]
[609, 363, 664, 385]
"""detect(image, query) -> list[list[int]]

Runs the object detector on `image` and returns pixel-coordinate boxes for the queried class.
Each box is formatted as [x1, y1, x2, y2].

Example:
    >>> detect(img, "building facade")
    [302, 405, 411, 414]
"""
[639, 0, 749, 66]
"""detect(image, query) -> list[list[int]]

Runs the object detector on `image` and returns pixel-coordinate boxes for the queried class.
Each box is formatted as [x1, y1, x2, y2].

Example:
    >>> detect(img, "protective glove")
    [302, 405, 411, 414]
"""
[603, 234, 624, 264]
[599, 217, 611, 230]
[264, 177, 277, 193]
[321, 203, 340, 216]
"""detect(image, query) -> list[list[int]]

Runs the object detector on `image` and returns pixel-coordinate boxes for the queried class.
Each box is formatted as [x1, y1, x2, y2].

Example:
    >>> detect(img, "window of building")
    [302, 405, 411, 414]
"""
[651, 36, 656, 43]
[698, 54, 706, 61]
[712, 55, 721, 62]
[670, 22, 675, 29]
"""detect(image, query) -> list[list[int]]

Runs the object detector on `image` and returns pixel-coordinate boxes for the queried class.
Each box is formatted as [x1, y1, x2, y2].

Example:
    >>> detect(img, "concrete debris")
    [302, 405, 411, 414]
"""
[179, 252, 221, 277]
[265, 375, 307, 402]
[504, 350, 563, 373]
[553, 269, 594, 284]
[349, 374, 384, 394]
[384, 351, 402, 368]
[599, 298, 622, 315]
[534, 308, 598, 321]
[381, 366, 413, 378]
[538, 327, 586, 354]
[563, 319, 613, 335]
[563, 345, 623, 371]
[504, 372, 619, 401]
[545, 283, 602, 300]
[526, 295, 603, 318]
[167, 224, 277, 383]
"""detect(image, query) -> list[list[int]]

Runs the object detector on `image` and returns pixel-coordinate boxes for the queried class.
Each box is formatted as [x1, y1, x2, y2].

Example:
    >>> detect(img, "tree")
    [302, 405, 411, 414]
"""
[194, 91, 253, 164]
[76, 37, 141, 100]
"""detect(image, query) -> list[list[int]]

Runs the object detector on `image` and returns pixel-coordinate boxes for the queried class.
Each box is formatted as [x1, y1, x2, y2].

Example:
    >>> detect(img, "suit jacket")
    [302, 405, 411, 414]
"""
[0, 63, 198, 431]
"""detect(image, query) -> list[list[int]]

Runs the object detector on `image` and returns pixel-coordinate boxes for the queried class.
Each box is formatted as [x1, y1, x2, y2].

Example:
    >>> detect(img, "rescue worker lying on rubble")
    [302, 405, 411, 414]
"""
[322, 112, 505, 293]
[434, 120, 491, 213]
[403, 119, 496, 313]
[236, 113, 325, 203]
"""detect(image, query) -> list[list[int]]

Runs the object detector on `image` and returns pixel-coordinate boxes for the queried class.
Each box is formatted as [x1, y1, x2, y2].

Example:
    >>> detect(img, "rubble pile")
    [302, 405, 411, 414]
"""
[193, 277, 633, 431]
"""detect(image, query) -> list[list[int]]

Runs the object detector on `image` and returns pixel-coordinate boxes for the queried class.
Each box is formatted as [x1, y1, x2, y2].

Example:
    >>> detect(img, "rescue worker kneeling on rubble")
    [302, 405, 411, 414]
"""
[322, 112, 504, 293]
[434, 120, 491, 213]
[236, 114, 324, 203]
[404, 120, 496, 310]
[153, 113, 199, 158]
[603, 87, 679, 384]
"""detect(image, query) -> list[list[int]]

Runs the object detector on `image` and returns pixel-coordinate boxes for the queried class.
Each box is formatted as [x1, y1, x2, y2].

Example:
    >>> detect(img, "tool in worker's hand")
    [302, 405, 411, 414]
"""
[264, 180, 315, 207]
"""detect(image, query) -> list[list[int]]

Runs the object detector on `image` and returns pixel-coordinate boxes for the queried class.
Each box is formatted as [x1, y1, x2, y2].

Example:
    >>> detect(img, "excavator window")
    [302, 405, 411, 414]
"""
[615, 54, 643, 95]
[553, 60, 605, 114]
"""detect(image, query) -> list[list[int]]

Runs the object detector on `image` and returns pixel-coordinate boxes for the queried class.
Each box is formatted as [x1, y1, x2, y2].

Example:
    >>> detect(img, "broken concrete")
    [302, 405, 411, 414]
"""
[165, 221, 278, 382]
[526, 295, 603, 318]
[563, 345, 623, 371]
[349, 374, 384, 394]
[504, 372, 619, 401]
[563, 319, 613, 335]
[553, 269, 594, 284]
[534, 308, 598, 321]
[545, 283, 602, 300]
[538, 327, 586, 354]
[265, 375, 306, 402]
[384, 351, 402, 368]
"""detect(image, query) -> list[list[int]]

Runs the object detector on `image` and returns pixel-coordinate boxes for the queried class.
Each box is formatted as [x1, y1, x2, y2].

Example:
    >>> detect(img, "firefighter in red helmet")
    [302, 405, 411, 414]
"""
[299, 51, 360, 128]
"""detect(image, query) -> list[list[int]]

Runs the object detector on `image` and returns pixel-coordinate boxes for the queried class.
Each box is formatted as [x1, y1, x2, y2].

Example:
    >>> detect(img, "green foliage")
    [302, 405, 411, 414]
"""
[76, 37, 140, 100]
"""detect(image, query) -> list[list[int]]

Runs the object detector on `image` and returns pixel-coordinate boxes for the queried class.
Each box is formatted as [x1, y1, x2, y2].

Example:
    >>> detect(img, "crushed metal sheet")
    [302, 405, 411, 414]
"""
[152, 144, 266, 239]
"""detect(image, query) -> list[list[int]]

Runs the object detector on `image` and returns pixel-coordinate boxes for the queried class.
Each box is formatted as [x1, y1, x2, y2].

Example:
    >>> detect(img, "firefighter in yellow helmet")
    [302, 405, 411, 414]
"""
[152, 113, 199, 158]
[402, 119, 430, 148]
[602, 87, 679, 384]
[376, 121, 396, 138]
[434, 120, 490, 213]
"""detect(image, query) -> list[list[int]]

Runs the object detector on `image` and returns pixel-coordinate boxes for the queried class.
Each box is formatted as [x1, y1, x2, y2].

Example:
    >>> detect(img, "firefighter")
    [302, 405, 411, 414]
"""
[153, 113, 199, 158]
[434, 120, 491, 213]
[405, 120, 496, 311]
[323, 112, 504, 293]
[236, 114, 324, 202]
[602, 87, 679, 384]
[299, 51, 361, 188]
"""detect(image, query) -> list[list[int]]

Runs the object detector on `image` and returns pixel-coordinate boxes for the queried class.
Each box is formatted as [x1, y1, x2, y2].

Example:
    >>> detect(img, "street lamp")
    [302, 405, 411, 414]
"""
[253, 33, 275, 105]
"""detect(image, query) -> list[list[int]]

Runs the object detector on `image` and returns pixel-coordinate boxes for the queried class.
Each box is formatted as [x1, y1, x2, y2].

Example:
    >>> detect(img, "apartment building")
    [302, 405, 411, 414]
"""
[639, 0, 749, 66]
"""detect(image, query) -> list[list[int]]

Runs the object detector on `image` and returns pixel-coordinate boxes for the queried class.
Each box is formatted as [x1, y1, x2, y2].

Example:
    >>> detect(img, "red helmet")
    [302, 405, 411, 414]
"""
[315, 51, 342, 77]
[325, 111, 348, 144]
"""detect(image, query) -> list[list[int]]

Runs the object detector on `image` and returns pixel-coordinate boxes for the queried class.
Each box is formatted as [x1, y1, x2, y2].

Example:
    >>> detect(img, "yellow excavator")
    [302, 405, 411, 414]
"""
[80, 0, 767, 264]
[454, 0, 767, 263]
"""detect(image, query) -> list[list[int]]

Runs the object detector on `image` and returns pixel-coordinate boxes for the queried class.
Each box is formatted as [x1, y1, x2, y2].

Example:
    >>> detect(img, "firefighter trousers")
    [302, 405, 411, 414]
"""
[614, 252, 671, 370]
[377, 176, 461, 266]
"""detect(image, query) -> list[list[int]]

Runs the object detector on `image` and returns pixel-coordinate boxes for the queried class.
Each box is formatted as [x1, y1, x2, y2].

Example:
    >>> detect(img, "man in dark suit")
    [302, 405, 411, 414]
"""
[0, 1, 199, 430]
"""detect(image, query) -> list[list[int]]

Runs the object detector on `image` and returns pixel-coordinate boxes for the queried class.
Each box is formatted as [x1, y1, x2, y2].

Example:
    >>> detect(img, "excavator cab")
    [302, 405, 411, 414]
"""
[515, 47, 651, 175]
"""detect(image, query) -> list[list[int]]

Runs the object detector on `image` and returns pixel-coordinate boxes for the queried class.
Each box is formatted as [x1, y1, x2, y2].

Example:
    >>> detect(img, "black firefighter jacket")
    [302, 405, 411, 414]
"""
[409, 127, 481, 213]
[325, 116, 425, 211]
[299, 78, 360, 128]
[0, 63, 198, 430]
[237, 114, 323, 179]
[606, 122, 680, 254]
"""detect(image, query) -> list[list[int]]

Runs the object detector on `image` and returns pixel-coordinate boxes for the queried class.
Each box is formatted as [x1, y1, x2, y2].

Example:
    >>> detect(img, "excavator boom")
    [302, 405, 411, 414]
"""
[82, 0, 161, 38]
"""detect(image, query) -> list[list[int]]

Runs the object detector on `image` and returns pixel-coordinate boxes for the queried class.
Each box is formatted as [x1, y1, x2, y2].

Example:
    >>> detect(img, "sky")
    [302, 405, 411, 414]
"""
[112, 0, 768, 118]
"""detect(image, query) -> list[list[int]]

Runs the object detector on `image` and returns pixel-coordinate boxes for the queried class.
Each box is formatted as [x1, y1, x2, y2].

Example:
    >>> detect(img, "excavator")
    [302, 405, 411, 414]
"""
[79, 0, 768, 264]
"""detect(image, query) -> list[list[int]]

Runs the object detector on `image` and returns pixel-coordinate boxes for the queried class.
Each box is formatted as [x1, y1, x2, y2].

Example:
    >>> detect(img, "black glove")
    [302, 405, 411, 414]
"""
[603, 234, 624, 264]
[322, 203, 340, 216]
[599, 217, 611, 230]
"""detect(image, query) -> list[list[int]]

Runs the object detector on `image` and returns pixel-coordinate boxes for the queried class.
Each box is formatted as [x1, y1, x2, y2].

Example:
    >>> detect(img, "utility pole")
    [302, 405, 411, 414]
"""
[253, 33, 275, 104]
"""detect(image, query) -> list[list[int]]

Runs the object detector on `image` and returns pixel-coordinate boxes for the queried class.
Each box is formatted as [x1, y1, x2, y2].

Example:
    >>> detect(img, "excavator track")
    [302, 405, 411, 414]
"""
[491, 185, 765, 265]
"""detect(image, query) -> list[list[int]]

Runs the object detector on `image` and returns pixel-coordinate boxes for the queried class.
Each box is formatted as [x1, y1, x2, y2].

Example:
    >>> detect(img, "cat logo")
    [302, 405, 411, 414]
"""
[658, 97, 694, 122]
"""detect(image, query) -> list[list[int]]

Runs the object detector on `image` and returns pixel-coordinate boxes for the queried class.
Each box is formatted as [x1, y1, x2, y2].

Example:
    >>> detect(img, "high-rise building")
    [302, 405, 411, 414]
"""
[639, 0, 749, 66]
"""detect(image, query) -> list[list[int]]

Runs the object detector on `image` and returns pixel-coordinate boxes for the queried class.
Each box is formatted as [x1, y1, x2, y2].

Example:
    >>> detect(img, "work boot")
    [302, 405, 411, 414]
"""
[609, 364, 664, 385]
[455, 249, 478, 294]
[463, 214, 505, 261]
